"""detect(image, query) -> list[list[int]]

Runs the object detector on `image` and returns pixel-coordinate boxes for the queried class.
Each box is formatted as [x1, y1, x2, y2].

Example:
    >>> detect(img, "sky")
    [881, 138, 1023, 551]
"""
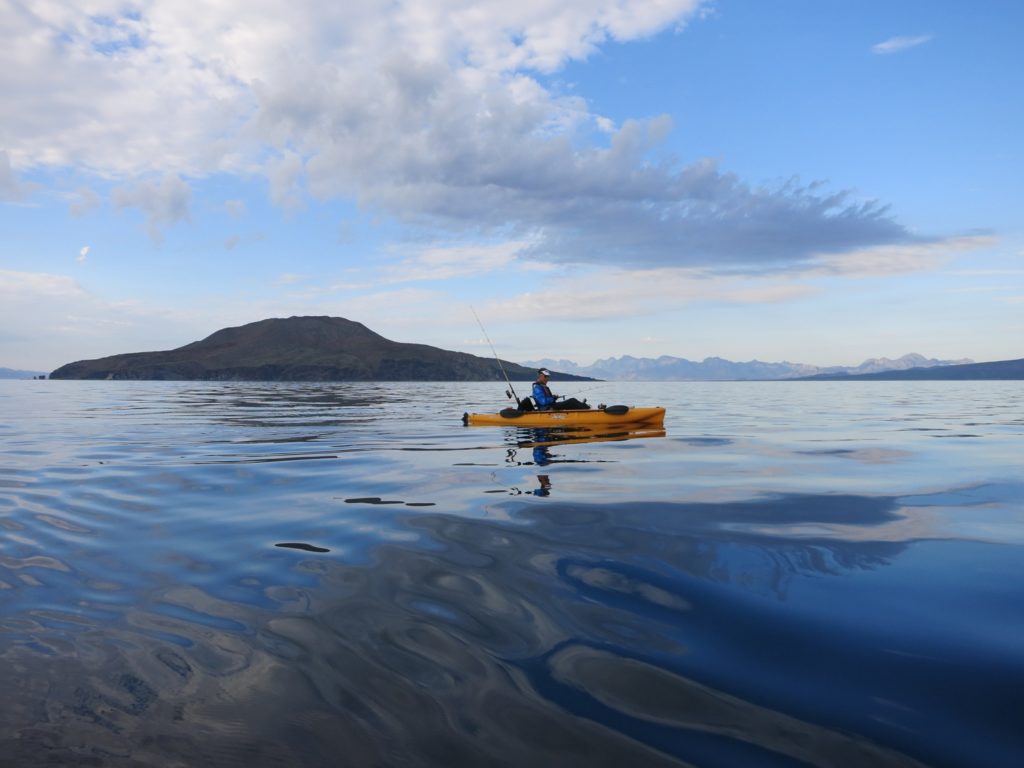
[1, 0, 1022, 372]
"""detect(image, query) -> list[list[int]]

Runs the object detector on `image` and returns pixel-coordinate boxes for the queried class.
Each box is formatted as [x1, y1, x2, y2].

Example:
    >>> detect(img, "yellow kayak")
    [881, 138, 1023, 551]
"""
[462, 405, 665, 427]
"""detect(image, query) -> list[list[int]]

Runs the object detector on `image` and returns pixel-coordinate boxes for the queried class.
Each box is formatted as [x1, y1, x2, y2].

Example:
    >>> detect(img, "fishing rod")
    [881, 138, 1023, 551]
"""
[470, 306, 521, 404]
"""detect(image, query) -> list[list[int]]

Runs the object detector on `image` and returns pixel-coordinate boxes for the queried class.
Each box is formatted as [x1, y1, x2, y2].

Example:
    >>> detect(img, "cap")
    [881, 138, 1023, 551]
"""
[538, 368, 551, 376]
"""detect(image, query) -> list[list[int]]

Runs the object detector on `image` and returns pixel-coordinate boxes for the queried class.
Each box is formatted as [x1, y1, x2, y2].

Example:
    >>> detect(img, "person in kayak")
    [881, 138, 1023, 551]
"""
[531, 369, 590, 410]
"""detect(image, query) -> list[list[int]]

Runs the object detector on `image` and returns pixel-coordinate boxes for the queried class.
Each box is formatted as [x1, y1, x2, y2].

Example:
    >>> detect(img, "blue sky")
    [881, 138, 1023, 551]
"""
[2, 0, 1021, 372]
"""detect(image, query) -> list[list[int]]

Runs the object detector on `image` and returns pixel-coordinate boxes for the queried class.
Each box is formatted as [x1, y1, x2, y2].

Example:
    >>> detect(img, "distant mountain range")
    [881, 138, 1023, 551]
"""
[0, 367, 46, 380]
[18, 319, 1023, 382]
[521, 353, 977, 381]
[797, 357, 1024, 381]
[49, 316, 594, 382]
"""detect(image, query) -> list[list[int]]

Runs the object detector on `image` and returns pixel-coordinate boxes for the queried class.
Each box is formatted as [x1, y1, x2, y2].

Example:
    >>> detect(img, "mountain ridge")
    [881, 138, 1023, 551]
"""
[796, 358, 1024, 381]
[521, 353, 976, 381]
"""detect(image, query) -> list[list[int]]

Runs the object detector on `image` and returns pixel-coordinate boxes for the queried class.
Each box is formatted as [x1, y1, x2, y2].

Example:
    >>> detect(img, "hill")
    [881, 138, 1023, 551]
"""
[49, 316, 592, 382]
[797, 357, 1024, 381]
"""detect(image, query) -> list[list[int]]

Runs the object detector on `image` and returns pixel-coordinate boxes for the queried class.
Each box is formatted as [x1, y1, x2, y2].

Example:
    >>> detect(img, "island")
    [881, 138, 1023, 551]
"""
[49, 316, 593, 382]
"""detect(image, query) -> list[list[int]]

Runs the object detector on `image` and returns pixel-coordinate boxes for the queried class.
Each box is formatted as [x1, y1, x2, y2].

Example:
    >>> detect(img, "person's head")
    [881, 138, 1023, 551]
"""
[537, 368, 551, 382]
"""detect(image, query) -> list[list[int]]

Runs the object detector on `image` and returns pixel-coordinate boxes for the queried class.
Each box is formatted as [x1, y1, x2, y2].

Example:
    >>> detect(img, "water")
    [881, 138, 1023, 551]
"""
[1, 380, 1022, 767]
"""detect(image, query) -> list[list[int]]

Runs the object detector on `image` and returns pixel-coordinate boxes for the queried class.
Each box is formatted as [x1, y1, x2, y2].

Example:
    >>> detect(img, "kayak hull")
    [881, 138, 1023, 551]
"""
[462, 406, 665, 427]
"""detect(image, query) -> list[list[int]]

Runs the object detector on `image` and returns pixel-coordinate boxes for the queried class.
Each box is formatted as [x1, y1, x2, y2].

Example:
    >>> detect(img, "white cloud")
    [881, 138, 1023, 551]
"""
[77, 245, 90, 263]
[267, 150, 305, 209]
[112, 173, 191, 243]
[381, 239, 537, 282]
[811, 235, 994, 278]
[1, 1, 701, 178]
[0, 149, 35, 201]
[3, 1, 919, 269]
[480, 264, 821, 324]
[474, 234, 992, 324]
[871, 35, 933, 55]
[947, 268, 1024, 277]
[69, 186, 101, 216]
[0, 269, 85, 298]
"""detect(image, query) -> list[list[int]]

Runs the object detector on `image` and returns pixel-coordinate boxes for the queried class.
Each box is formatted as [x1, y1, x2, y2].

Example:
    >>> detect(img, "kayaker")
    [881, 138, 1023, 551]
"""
[531, 369, 590, 411]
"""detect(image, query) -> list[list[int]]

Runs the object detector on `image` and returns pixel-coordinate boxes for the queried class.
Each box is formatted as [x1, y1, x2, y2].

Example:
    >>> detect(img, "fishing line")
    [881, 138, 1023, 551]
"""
[470, 306, 520, 404]
[564, 383, 612, 397]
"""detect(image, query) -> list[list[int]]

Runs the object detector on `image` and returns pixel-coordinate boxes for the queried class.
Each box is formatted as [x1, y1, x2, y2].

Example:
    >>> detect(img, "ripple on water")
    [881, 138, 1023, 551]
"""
[0, 381, 1022, 766]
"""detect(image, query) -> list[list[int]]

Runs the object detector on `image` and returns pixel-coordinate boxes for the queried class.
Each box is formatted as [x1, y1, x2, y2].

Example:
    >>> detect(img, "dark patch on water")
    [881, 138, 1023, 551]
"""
[342, 496, 436, 507]
[674, 436, 734, 447]
[275, 542, 330, 553]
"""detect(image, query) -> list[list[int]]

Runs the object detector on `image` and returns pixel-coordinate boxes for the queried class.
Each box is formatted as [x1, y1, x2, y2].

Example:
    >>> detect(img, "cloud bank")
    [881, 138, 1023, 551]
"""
[4, 1, 921, 268]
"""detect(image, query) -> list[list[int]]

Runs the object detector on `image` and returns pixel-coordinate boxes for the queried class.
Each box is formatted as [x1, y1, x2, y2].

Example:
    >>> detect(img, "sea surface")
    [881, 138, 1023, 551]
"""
[1, 380, 1022, 767]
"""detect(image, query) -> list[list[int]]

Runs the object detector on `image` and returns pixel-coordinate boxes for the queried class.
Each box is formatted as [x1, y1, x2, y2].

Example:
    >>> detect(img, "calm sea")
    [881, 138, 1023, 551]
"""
[1, 380, 1022, 767]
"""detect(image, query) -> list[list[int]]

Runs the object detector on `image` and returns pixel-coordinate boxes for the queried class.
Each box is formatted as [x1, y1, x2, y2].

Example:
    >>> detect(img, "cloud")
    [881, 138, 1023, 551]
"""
[0, 270, 86, 298]
[811, 234, 994, 278]
[0, 150, 35, 201]
[516, 160, 912, 270]
[0, 269, 184, 369]
[871, 35, 932, 55]
[477, 263, 822, 325]
[77, 246, 90, 263]
[474, 233, 991, 324]
[112, 173, 192, 243]
[381, 239, 539, 282]
[70, 186, 102, 216]
[224, 199, 247, 218]
[947, 268, 1024, 277]
[267, 150, 305, 209]
[4, 1, 919, 269]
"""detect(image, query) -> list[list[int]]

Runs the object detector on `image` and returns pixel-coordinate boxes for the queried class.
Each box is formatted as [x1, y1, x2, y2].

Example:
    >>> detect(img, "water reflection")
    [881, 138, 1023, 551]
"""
[3, 381, 1023, 767]
[512, 425, 667, 448]
[493, 425, 666, 498]
[8, 489, 1018, 766]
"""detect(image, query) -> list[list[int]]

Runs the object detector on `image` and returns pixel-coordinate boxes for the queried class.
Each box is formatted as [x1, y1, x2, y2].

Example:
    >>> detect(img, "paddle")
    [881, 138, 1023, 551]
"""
[498, 405, 629, 418]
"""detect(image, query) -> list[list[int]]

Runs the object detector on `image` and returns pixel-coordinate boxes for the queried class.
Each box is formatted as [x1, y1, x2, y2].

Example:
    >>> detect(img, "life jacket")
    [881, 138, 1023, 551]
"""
[532, 382, 556, 409]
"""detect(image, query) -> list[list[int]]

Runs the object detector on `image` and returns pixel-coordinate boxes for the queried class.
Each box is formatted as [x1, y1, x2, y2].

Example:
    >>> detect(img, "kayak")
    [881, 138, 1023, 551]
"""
[462, 405, 665, 427]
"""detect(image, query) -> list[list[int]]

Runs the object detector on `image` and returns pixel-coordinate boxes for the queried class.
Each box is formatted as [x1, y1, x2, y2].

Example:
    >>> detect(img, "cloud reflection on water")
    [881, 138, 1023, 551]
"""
[3, 488, 1022, 765]
[4, 382, 1024, 766]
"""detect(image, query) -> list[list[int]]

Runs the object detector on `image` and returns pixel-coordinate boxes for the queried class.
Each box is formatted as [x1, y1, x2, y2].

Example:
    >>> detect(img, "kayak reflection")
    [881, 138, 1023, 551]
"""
[502, 425, 665, 498]
[513, 424, 667, 449]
